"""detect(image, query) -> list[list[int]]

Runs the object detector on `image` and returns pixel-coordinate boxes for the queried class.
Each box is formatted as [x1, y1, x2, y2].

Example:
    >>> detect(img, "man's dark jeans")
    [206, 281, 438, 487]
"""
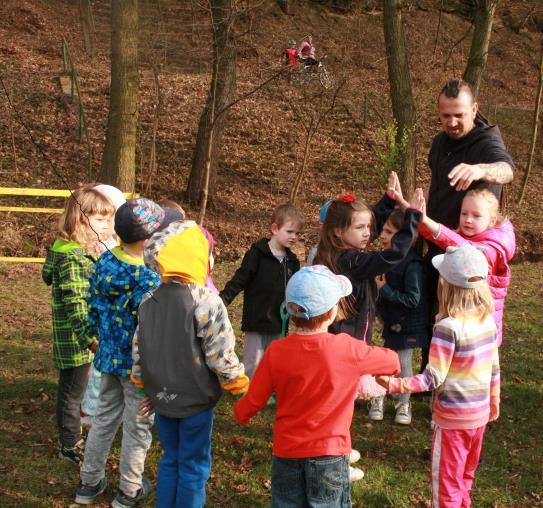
[272, 455, 351, 508]
[56, 363, 90, 447]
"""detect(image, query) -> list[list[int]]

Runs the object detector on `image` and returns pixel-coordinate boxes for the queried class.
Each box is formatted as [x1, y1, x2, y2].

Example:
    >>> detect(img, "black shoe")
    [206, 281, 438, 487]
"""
[59, 438, 85, 465]
[421, 447, 432, 461]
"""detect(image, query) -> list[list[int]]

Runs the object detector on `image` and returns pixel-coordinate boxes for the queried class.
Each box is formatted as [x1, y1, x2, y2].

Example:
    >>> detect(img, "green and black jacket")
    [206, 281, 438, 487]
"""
[42, 239, 97, 369]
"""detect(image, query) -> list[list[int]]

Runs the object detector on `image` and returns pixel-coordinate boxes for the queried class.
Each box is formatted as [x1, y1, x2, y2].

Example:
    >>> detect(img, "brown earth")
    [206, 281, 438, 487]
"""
[1, 0, 542, 261]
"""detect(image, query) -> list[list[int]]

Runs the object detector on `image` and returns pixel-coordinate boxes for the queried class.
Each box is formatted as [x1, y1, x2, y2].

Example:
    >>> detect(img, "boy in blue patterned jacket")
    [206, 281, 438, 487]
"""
[75, 198, 183, 508]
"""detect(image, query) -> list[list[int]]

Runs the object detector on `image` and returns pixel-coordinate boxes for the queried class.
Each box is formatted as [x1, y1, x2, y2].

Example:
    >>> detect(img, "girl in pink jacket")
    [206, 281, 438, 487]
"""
[418, 188, 515, 346]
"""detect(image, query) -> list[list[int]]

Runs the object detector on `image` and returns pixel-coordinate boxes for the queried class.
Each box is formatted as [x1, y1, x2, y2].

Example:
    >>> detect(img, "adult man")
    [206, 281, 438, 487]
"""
[427, 79, 514, 228]
[421, 79, 514, 372]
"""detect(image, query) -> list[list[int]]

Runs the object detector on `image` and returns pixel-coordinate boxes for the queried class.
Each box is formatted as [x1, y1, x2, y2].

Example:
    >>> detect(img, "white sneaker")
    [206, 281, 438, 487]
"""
[349, 466, 364, 482]
[348, 449, 361, 464]
[394, 402, 412, 425]
[368, 396, 384, 421]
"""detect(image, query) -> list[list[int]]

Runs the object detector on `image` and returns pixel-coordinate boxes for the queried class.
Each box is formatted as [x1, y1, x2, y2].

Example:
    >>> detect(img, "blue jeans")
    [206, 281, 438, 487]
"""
[155, 408, 214, 508]
[272, 455, 351, 508]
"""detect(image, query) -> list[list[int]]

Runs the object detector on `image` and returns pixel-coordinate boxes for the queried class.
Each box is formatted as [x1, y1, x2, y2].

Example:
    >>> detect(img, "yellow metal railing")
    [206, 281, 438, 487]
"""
[0, 187, 137, 263]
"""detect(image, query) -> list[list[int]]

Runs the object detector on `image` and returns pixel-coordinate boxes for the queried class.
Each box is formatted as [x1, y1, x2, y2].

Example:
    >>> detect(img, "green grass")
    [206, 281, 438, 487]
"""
[0, 262, 542, 506]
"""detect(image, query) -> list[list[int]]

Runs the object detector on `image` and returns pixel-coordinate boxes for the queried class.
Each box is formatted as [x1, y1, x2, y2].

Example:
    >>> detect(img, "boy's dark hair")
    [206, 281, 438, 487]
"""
[271, 203, 304, 228]
[439, 79, 474, 100]
[386, 208, 418, 246]
[288, 304, 333, 330]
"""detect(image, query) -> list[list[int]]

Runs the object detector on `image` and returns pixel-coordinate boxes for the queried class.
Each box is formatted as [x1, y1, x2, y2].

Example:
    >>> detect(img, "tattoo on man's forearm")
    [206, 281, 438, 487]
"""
[482, 162, 514, 184]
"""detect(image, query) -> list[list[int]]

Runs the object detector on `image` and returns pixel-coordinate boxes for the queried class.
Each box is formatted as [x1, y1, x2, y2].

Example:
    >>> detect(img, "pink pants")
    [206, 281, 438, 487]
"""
[430, 424, 486, 508]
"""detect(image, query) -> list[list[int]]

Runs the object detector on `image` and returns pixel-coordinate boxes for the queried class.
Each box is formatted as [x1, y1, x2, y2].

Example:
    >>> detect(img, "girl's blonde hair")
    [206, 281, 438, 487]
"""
[314, 197, 373, 320]
[58, 186, 115, 250]
[464, 188, 504, 226]
[438, 278, 494, 321]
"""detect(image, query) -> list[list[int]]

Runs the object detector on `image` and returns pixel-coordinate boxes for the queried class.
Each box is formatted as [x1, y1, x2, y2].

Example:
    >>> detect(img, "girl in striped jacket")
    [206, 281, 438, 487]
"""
[377, 243, 500, 508]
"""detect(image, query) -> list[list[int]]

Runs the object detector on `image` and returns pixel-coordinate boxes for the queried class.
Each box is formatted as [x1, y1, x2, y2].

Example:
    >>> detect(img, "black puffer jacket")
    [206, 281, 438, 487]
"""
[220, 238, 300, 333]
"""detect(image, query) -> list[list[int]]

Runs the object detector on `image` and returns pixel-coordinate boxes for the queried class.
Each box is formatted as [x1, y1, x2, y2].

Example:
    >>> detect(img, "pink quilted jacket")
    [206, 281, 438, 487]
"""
[420, 220, 515, 346]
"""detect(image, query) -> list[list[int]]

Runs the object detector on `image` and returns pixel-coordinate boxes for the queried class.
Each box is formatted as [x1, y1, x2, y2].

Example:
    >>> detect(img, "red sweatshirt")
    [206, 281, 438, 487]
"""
[234, 332, 400, 458]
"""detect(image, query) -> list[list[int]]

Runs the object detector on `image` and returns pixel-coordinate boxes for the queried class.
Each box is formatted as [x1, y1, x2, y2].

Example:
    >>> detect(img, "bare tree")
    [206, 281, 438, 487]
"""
[383, 0, 417, 195]
[462, 0, 498, 99]
[101, 0, 139, 192]
[519, 44, 543, 204]
[186, 0, 237, 209]
[280, 81, 344, 204]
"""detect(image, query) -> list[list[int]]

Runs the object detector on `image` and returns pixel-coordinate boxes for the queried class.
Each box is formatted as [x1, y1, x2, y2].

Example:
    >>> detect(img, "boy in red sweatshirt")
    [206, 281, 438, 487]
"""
[234, 265, 400, 507]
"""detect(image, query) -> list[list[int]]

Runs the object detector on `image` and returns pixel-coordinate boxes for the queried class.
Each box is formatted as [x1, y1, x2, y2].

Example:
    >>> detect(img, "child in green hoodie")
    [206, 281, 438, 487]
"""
[42, 186, 115, 465]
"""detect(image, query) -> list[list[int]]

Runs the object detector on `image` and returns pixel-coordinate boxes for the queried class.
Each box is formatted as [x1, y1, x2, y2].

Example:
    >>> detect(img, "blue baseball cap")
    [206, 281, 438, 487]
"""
[319, 200, 332, 223]
[286, 265, 352, 319]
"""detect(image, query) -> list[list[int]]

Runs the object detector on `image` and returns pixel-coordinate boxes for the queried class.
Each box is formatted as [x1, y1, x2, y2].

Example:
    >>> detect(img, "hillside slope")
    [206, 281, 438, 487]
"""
[0, 0, 542, 260]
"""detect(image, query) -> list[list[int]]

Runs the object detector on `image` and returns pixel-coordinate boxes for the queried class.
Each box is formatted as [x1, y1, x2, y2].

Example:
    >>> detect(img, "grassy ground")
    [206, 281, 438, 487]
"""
[0, 261, 542, 507]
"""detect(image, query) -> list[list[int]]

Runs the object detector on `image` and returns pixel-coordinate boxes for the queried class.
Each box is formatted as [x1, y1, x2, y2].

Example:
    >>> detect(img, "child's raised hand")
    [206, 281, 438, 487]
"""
[386, 171, 402, 201]
[409, 188, 426, 214]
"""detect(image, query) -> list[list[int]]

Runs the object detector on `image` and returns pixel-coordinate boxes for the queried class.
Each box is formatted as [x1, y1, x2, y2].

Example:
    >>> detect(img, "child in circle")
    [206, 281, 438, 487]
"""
[377, 243, 500, 508]
[76, 198, 182, 507]
[370, 209, 429, 425]
[314, 172, 423, 343]
[220, 203, 303, 378]
[132, 220, 249, 508]
[234, 265, 400, 508]
[42, 186, 115, 465]
[418, 188, 515, 346]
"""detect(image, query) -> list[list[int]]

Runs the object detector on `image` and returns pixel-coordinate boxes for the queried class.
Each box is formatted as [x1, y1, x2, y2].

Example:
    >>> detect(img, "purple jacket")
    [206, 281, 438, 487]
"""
[420, 220, 515, 346]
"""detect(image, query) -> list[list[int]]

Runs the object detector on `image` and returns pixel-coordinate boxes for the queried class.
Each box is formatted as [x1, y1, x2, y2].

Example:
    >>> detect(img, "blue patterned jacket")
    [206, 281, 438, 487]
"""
[87, 246, 160, 377]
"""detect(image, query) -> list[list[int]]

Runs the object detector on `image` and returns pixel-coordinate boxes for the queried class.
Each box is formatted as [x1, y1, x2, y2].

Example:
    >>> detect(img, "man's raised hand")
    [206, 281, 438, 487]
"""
[448, 163, 484, 191]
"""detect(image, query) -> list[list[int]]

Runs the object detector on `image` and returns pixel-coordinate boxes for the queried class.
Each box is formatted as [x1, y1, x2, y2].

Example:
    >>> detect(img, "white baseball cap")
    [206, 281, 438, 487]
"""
[432, 243, 488, 288]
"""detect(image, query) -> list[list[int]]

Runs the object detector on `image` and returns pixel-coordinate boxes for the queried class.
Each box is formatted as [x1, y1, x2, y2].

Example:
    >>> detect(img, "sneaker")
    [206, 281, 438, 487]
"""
[368, 396, 384, 421]
[349, 466, 364, 482]
[75, 477, 107, 504]
[348, 449, 361, 465]
[59, 438, 85, 465]
[111, 477, 151, 508]
[394, 402, 412, 425]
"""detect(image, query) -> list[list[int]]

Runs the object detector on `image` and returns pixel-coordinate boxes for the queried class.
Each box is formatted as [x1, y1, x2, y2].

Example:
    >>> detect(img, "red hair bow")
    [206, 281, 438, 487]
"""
[341, 193, 357, 203]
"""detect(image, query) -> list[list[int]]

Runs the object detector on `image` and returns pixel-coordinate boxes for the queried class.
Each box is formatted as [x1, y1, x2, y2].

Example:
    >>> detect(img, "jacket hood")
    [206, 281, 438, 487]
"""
[253, 237, 296, 259]
[440, 118, 507, 157]
[93, 246, 149, 296]
[144, 220, 209, 285]
[51, 239, 82, 253]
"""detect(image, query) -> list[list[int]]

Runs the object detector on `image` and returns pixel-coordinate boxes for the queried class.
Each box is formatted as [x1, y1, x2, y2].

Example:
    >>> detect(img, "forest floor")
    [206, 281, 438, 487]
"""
[1, 0, 543, 261]
[0, 261, 542, 507]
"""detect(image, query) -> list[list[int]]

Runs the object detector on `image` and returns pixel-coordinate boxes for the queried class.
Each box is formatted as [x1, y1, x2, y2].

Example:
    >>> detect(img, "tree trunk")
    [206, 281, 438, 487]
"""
[462, 0, 498, 99]
[100, 0, 139, 193]
[519, 45, 543, 204]
[186, 0, 237, 207]
[383, 0, 417, 195]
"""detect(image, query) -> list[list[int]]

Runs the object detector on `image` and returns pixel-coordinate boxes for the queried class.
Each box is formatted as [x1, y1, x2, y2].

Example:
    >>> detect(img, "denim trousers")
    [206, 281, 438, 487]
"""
[155, 408, 214, 508]
[80, 373, 154, 497]
[56, 362, 91, 447]
[272, 455, 351, 508]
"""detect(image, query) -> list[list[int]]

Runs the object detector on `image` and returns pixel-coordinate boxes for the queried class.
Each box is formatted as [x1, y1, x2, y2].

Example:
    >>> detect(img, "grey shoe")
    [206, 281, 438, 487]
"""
[368, 396, 384, 421]
[111, 477, 151, 508]
[75, 477, 107, 504]
[394, 402, 412, 425]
